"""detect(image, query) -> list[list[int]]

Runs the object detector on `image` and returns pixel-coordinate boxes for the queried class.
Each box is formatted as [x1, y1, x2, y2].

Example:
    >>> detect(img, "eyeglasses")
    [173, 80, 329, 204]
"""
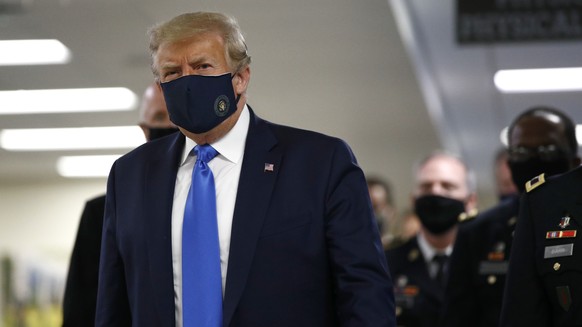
[507, 144, 568, 162]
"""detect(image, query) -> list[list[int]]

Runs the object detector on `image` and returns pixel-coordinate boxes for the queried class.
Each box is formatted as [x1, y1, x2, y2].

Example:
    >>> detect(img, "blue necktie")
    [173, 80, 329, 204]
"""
[182, 144, 222, 327]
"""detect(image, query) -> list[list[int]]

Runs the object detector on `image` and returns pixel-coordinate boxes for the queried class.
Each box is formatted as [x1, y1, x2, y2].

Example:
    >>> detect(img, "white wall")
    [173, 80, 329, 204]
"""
[0, 179, 107, 270]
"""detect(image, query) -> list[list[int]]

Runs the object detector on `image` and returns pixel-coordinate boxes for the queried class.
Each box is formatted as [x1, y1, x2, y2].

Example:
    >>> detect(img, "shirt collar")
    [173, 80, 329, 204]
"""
[417, 232, 453, 262]
[180, 104, 250, 165]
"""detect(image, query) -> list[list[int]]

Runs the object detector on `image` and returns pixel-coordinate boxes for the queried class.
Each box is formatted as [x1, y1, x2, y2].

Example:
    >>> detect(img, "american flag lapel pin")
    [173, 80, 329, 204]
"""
[264, 163, 274, 172]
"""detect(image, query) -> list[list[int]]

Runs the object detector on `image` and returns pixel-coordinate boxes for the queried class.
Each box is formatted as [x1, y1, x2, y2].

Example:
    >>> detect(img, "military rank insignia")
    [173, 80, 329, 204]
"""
[525, 173, 545, 193]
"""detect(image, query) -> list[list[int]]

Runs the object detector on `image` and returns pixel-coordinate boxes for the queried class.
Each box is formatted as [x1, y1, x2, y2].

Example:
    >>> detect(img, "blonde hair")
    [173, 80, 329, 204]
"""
[147, 12, 251, 77]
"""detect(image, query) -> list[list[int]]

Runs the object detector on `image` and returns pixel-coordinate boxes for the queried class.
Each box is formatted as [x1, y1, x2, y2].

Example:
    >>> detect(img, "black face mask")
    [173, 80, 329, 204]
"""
[414, 195, 466, 235]
[147, 127, 179, 141]
[508, 157, 570, 192]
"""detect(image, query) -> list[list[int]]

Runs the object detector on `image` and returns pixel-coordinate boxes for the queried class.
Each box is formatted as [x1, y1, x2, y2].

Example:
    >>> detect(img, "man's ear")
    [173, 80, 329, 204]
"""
[233, 65, 250, 95]
[465, 193, 478, 212]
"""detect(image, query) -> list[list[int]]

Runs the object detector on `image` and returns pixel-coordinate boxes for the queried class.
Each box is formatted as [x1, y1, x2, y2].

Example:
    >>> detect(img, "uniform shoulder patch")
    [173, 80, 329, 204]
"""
[525, 173, 545, 193]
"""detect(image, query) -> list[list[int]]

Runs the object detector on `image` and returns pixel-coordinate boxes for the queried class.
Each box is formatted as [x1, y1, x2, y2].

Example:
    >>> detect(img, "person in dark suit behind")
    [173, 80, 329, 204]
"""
[61, 83, 177, 327]
[95, 12, 394, 327]
[500, 110, 582, 326]
[442, 106, 580, 327]
[386, 151, 477, 327]
[493, 147, 518, 202]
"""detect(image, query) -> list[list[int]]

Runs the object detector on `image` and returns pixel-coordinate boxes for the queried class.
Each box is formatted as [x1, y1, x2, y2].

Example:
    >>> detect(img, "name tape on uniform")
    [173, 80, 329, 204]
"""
[478, 261, 509, 275]
[544, 243, 574, 259]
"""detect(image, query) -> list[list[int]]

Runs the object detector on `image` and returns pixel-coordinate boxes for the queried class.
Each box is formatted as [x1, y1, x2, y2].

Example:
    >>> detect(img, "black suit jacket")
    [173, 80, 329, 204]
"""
[501, 167, 582, 326]
[62, 194, 106, 327]
[386, 237, 443, 327]
[95, 108, 395, 326]
[441, 195, 519, 327]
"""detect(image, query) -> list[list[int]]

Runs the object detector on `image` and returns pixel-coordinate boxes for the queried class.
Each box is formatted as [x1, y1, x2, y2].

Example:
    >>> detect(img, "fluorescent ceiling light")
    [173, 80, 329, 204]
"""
[57, 155, 121, 178]
[0, 87, 137, 114]
[0, 126, 145, 151]
[500, 125, 582, 146]
[494, 67, 582, 93]
[499, 127, 508, 146]
[0, 39, 71, 66]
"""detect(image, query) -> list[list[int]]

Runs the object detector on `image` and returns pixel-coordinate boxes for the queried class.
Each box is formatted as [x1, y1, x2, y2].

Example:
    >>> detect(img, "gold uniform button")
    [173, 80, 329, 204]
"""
[395, 306, 402, 316]
[553, 262, 561, 271]
[487, 275, 497, 285]
[408, 249, 419, 262]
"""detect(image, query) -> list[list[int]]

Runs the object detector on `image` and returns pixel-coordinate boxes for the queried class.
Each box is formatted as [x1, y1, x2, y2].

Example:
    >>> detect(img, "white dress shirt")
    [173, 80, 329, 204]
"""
[417, 232, 453, 279]
[171, 105, 249, 327]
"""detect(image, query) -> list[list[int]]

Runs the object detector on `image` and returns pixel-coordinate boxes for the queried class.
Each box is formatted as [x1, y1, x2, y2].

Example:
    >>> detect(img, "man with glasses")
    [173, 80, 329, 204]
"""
[499, 107, 582, 326]
[442, 106, 580, 327]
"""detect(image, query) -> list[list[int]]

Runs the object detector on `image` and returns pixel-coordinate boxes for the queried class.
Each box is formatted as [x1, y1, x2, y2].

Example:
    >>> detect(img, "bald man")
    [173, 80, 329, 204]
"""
[61, 84, 177, 327]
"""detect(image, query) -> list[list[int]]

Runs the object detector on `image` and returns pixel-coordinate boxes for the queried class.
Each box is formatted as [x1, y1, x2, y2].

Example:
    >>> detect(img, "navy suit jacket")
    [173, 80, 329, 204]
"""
[63, 194, 106, 327]
[95, 109, 395, 327]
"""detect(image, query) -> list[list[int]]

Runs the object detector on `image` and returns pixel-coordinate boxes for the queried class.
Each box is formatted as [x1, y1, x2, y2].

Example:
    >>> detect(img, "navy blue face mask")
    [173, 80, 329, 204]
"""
[160, 73, 239, 134]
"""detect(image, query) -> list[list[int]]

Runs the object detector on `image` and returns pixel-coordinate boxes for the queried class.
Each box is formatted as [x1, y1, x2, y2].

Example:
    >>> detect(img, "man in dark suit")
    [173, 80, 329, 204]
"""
[385, 152, 477, 327]
[61, 83, 177, 327]
[95, 12, 394, 327]
[442, 107, 580, 327]
[492, 148, 519, 202]
[500, 110, 582, 326]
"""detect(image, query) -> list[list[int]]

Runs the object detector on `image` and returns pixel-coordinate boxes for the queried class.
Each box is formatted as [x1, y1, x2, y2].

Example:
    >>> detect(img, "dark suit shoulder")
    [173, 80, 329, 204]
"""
[85, 194, 106, 210]
[118, 132, 183, 163]
[260, 118, 359, 170]
[265, 119, 346, 148]
[459, 195, 519, 235]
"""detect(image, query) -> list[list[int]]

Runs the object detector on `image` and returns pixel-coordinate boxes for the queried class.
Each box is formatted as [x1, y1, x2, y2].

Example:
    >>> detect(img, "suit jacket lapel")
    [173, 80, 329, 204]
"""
[223, 110, 281, 326]
[144, 133, 184, 327]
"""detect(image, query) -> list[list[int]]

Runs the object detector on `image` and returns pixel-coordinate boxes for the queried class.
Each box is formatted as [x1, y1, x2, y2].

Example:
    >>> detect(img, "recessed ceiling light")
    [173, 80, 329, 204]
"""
[494, 67, 582, 93]
[0, 39, 71, 66]
[0, 126, 145, 151]
[0, 87, 137, 114]
[57, 155, 122, 178]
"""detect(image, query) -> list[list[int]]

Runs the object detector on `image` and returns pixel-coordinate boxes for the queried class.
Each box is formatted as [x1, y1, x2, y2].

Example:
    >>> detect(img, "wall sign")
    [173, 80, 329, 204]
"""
[457, 0, 582, 44]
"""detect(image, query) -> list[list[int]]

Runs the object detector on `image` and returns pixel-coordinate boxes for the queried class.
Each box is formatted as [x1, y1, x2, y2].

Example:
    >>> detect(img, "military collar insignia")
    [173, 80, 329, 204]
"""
[458, 208, 479, 222]
[525, 173, 545, 193]
[408, 249, 419, 262]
